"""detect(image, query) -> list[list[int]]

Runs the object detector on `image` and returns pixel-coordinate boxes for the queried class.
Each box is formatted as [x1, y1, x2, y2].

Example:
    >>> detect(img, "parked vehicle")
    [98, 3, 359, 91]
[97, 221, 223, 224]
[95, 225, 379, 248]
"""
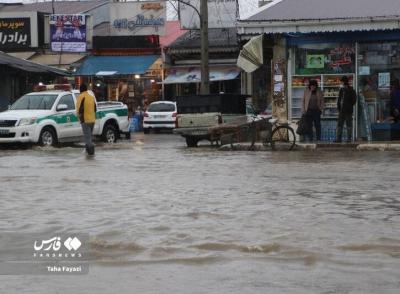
[143, 101, 177, 134]
[173, 94, 250, 147]
[0, 90, 130, 146]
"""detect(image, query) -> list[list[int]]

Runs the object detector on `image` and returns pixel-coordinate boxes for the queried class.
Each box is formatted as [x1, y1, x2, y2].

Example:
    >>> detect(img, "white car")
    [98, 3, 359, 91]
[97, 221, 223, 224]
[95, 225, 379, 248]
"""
[143, 101, 177, 134]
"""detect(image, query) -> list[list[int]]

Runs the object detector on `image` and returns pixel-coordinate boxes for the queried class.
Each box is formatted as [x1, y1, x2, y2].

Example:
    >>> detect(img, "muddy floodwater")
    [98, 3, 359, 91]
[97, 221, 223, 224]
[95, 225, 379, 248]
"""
[0, 134, 399, 293]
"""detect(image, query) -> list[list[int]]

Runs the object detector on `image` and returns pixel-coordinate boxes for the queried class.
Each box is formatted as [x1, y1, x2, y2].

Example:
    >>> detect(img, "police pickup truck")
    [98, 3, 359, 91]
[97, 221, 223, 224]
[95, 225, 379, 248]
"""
[0, 89, 129, 146]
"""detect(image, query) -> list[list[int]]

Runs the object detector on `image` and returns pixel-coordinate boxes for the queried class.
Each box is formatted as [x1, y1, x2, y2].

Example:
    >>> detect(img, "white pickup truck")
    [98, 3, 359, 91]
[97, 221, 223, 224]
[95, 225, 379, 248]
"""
[0, 90, 130, 146]
[173, 94, 252, 147]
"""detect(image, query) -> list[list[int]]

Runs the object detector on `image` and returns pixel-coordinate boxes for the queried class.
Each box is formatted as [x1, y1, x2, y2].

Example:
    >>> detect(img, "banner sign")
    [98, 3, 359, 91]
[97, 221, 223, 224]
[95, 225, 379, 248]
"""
[179, 0, 237, 29]
[50, 14, 86, 52]
[0, 18, 31, 49]
[164, 66, 240, 84]
[110, 1, 166, 36]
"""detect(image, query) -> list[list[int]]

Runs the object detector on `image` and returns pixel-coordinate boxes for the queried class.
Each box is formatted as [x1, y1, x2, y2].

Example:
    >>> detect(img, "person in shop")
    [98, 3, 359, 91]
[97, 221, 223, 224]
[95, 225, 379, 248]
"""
[76, 83, 97, 155]
[301, 79, 324, 142]
[335, 76, 357, 143]
[390, 79, 400, 122]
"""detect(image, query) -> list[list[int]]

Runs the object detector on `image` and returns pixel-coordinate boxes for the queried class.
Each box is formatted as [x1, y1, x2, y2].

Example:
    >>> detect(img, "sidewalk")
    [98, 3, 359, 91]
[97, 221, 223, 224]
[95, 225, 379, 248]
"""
[299, 142, 400, 151]
[219, 141, 400, 151]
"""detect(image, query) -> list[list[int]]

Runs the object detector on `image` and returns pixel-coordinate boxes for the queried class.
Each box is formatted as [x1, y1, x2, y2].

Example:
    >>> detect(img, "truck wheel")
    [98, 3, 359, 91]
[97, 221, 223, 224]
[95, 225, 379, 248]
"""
[143, 128, 150, 134]
[186, 137, 198, 147]
[102, 124, 117, 143]
[39, 127, 58, 147]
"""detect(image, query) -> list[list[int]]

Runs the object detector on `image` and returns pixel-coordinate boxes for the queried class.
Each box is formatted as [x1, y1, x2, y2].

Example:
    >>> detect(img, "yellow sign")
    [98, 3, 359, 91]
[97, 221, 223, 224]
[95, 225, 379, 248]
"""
[141, 3, 164, 10]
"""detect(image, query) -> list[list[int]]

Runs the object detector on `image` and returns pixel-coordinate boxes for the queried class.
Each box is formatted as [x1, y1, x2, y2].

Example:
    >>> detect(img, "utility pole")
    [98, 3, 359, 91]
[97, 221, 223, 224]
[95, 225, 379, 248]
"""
[174, 0, 209, 94]
[200, 0, 209, 94]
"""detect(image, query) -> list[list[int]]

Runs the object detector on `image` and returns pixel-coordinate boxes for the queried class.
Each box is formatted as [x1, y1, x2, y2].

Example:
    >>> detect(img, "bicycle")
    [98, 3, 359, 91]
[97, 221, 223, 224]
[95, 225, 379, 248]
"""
[248, 116, 296, 151]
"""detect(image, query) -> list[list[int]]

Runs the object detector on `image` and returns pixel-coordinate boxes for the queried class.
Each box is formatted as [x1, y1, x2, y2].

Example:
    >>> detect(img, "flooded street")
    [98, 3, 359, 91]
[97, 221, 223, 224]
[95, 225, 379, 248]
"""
[0, 134, 399, 293]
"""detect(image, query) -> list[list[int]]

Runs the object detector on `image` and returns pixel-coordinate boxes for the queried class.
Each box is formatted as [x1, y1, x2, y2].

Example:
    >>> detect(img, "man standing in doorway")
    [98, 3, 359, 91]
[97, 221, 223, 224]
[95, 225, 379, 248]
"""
[335, 76, 357, 143]
[76, 83, 97, 155]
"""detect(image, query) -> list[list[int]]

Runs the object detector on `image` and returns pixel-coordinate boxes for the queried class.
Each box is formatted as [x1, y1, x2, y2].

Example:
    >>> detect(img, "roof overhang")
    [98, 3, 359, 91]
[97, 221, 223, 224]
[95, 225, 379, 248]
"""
[0, 52, 68, 75]
[237, 16, 400, 38]
[168, 46, 238, 55]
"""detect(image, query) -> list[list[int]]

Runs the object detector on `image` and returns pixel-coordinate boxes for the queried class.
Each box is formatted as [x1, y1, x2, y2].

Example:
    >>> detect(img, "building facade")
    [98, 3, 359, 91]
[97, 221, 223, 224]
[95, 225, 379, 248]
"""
[238, 0, 400, 141]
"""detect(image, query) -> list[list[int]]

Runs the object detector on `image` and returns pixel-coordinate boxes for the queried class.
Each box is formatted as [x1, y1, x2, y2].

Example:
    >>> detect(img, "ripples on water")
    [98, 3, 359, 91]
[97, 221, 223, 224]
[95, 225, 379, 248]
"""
[0, 135, 399, 293]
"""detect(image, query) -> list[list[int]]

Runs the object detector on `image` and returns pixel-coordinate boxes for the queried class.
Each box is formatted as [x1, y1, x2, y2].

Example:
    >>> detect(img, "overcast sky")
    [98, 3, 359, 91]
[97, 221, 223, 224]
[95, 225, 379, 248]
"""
[1, 0, 263, 20]
[168, 0, 262, 20]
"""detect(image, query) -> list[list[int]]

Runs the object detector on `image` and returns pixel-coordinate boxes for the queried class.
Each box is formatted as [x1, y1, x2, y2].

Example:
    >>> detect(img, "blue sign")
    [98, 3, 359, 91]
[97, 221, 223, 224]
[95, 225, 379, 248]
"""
[113, 14, 165, 31]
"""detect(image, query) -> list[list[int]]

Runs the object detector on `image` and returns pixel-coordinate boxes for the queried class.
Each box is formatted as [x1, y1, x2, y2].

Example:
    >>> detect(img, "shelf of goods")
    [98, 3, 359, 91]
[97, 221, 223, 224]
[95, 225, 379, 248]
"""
[291, 74, 354, 141]
[291, 74, 354, 119]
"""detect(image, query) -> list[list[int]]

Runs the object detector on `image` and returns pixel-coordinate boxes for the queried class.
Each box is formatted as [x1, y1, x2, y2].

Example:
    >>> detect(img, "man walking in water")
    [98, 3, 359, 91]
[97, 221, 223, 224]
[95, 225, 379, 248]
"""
[76, 83, 97, 155]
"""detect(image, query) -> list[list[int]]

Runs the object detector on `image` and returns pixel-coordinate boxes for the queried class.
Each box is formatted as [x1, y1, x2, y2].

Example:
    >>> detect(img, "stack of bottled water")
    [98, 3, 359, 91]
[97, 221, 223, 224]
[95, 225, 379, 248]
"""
[321, 120, 337, 142]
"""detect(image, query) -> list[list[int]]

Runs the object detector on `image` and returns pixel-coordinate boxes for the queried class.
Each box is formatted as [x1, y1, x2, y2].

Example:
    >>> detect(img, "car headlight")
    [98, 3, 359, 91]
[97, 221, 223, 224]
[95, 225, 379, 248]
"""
[18, 117, 37, 126]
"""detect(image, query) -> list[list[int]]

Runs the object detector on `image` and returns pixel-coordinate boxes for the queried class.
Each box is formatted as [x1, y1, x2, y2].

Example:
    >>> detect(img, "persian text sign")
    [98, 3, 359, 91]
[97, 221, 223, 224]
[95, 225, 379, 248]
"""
[110, 1, 166, 36]
[50, 14, 86, 52]
[179, 0, 237, 29]
[0, 18, 31, 49]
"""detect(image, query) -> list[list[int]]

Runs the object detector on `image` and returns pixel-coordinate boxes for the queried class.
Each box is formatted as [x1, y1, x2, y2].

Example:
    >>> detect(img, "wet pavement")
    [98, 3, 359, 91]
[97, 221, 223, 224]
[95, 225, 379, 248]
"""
[0, 133, 399, 293]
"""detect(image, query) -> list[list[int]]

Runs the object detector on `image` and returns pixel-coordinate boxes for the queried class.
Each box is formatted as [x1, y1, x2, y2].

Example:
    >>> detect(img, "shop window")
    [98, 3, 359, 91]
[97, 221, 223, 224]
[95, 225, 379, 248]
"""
[294, 43, 355, 75]
[358, 42, 400, 140]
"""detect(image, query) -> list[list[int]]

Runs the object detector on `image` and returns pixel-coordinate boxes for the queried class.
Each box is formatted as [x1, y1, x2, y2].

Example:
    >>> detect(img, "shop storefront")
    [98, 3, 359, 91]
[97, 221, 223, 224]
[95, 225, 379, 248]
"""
[287, 36, 356, 141]
[237, 0, 400, 141]
[286, 31, 400, 141]
[75, 54, 162, 115]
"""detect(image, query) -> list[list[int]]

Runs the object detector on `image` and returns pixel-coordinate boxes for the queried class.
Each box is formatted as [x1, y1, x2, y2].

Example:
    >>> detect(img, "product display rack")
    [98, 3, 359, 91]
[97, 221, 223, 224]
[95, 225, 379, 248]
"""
[290, 73, 354, 141]
[290, 73, 354, 119]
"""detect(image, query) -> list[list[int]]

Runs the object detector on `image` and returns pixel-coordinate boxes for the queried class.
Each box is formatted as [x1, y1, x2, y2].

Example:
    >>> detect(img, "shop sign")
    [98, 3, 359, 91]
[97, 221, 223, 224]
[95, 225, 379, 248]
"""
[49, 14, 86, 52]
[0, 18, 31, 49]
[329, 47, 354, 67]
[110, 2, 166, 36]
[179, 0, 237, 29]
[141, 3, 164, 10]
[378, 72, 390, 89]
[306, 54, 324, 69]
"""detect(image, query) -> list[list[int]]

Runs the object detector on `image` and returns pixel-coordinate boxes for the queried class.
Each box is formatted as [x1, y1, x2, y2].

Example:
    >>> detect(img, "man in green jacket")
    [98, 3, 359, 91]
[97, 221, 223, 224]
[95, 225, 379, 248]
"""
[76, 83, 97, 155]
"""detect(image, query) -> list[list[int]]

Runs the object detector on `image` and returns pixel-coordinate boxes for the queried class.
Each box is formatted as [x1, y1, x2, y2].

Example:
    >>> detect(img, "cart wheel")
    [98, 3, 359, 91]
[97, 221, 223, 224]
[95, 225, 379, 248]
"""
[186, 137, 198, 147]
[271, 126, 296, 151]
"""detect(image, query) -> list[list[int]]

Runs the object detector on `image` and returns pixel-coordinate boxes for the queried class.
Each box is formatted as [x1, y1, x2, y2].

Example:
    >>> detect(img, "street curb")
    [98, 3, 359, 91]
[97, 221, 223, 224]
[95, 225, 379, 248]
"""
[219, 142, 400, 151]
[357, 144, 400, 151]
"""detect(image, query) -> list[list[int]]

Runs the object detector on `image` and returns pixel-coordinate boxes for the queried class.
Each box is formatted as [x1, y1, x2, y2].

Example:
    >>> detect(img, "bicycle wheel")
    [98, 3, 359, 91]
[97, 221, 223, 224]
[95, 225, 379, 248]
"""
[271, 125, 296, 151]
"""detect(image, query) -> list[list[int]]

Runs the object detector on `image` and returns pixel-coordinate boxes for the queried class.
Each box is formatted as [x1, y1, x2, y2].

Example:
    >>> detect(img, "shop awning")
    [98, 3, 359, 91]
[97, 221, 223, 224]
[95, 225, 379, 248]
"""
[75, 55, 159, 76]
[7, 52, 36, 60]
[163, 65, 241, 84]
[237, 34, 263, 73]
[0, 52, 68, 75]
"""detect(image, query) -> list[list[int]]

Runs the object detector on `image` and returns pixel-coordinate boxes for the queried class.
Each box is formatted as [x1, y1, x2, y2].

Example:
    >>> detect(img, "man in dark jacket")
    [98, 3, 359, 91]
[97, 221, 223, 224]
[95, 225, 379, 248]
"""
[335, 76, 357, 143]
